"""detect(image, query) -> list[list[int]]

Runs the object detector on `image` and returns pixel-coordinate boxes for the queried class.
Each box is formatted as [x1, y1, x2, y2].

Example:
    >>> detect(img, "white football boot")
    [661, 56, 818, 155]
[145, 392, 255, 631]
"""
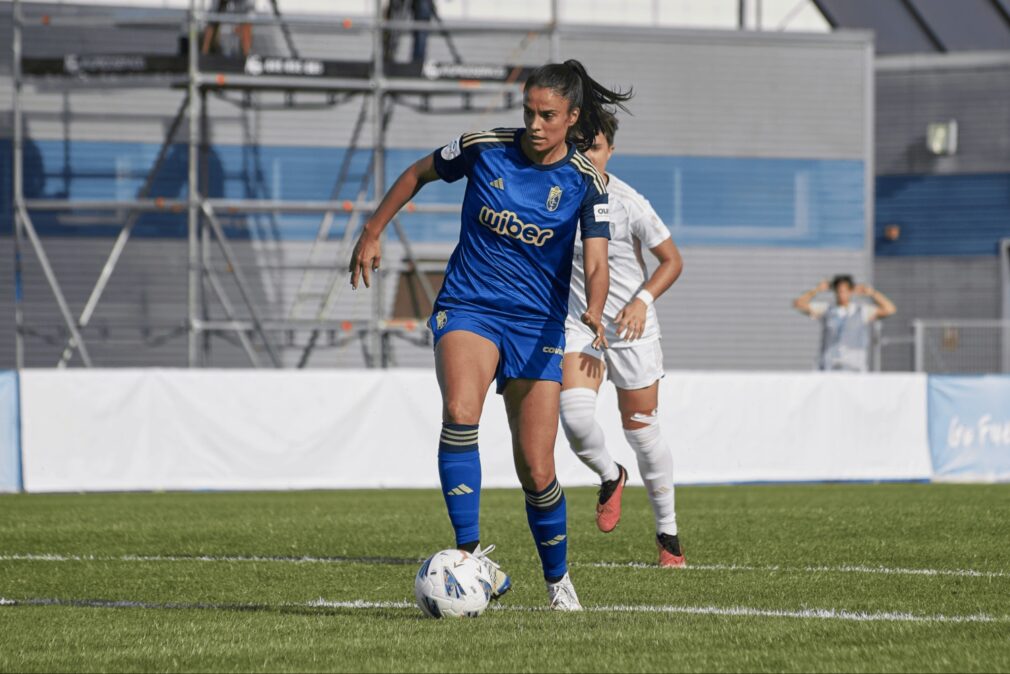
[472, 544, 511, 600]
[546, 572, 583, 611]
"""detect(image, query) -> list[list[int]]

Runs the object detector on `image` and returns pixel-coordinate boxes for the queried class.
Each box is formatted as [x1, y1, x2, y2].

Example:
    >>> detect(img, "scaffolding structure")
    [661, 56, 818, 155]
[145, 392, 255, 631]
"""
[10, 0, 560, 368]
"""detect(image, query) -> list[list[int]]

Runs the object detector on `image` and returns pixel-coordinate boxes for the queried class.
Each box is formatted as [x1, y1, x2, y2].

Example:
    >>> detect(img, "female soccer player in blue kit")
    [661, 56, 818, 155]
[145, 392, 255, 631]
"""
[349, 60, 631, 610]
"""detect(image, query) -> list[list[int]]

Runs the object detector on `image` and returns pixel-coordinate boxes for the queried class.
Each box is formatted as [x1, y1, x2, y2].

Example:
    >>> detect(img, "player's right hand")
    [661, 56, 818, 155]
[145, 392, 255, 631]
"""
[581, 311, 609, 351]
[816, 278, 830, 293]
[349, 231, 381, 289]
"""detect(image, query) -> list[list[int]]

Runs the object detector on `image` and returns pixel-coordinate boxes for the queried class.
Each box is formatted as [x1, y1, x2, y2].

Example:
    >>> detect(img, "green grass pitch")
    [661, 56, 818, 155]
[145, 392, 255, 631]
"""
[1, 483, 1009, 672]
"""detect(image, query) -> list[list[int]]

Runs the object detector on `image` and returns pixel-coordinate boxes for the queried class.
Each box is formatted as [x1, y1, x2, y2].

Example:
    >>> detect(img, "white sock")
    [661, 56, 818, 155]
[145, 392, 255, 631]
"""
[559, 388, 620, 483]
[624, 420, 677, 536]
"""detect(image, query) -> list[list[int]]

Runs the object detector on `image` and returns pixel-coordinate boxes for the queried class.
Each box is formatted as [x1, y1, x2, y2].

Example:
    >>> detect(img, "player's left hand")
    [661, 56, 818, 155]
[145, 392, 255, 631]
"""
[615, 299, 647, 341]
[854, 283, 874, 296]
[581, 311, 609, 350]
[349, 231, 382, 290]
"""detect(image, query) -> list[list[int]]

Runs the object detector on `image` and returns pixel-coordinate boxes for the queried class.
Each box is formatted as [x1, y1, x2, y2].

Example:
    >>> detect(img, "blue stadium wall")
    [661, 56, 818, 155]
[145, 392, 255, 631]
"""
[876, 172, 1010, 257]
[1, 139, 865, 249]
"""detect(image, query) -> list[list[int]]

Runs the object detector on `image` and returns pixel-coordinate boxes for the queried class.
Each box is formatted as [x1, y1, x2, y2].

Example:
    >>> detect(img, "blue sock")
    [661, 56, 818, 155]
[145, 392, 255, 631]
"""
[524, 478, 568, 581]
[438, 423, 481, 547]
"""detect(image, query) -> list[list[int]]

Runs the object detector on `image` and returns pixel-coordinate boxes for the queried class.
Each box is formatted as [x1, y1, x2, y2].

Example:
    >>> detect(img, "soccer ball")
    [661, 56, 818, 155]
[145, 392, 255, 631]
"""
[414, 549, 492, 619]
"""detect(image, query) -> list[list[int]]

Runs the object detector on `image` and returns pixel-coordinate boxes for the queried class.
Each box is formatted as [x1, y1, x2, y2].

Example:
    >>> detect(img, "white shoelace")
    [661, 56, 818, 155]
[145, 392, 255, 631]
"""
[473, 544, 501, 571]
[548, 576, 580, 608]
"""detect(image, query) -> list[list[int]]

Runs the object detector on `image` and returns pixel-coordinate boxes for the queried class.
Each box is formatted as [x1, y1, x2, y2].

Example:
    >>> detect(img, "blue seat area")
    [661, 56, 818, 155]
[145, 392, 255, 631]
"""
[1, 139, 865, 249]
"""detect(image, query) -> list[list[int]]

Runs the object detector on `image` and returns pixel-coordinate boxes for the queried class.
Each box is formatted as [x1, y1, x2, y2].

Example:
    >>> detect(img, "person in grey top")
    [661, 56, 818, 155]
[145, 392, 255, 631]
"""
[793, 275, 897, 372]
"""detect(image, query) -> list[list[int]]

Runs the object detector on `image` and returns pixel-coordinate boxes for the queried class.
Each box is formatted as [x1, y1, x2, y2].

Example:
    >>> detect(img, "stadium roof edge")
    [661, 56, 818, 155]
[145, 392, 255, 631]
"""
[558, 23, 873, 49]
[876, 50, 1010, 71]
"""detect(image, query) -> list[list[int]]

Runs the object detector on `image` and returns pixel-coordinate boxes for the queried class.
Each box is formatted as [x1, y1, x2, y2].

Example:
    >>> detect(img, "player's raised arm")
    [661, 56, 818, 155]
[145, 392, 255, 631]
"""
[854, 283, 897, 320]
[793, 278, 830, 316]
[581, 236, 610, 350]
[349, 154, 441, 289]
[615, 238, 682, 342]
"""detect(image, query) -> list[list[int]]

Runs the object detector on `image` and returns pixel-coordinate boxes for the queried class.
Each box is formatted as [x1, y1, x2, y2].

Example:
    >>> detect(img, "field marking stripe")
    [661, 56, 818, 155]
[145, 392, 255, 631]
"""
[1, 596, 999, 624]
[586, 561, 1008, 579]
[0, 553, 419, 565]
[2, 553, 1006, 580]
[588, 605, 997, 623]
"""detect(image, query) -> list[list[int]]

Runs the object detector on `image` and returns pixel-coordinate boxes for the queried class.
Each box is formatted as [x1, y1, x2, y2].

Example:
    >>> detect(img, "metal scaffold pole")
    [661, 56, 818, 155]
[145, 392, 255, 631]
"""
[12, 0, 92, 367]
[187, 0, 201, 367]
[12, 0, 25, 370]
[371, 0, 386, 367]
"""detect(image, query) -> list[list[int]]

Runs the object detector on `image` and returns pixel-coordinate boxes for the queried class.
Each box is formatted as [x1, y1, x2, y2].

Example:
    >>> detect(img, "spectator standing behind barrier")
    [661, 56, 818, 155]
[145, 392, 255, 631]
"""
[792, 275, 897, 372]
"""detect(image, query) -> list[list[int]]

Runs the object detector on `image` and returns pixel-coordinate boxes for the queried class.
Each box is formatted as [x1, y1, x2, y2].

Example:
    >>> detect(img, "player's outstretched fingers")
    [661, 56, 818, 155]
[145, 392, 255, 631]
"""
[593, 327, 609, 351]
[350, 238, 381, 289]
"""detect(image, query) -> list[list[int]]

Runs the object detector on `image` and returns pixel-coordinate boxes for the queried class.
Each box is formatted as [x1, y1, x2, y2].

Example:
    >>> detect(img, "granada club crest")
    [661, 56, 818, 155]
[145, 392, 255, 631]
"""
[436, 310, 448, 330]
[546, 186, 563, 212]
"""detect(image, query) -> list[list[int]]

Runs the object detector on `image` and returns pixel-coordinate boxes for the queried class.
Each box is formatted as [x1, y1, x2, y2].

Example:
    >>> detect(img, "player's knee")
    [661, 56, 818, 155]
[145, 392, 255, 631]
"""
[559, 388, 597, 441]
[621, 408, 658, 431]
[443, 399, 481, 425]
[524, 465, 557, 493]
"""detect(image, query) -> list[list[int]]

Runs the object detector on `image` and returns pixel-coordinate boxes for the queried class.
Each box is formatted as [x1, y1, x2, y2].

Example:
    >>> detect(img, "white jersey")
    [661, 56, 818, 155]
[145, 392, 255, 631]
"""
[568, 173, 672, 348]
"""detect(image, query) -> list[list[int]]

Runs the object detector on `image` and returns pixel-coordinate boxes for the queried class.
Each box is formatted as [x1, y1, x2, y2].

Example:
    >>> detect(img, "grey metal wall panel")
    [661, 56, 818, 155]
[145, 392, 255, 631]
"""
[877, 56, 1010, 175]
[561, 30, 868, 160]
[3, 14, 871, 161]
[874, 255, 1001, 370]
[1, 236, 868, 370]
[0, 237, 13, 369]
[657, 247, 869, 370]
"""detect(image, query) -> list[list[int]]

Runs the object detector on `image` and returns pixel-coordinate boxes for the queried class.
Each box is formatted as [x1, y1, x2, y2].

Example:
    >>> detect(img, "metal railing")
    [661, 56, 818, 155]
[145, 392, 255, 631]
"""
[913, 319, 1010, 374]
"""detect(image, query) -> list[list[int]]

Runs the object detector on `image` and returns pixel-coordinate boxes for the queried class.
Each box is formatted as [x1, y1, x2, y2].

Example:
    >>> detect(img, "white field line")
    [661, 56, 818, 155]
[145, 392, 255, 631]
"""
[1, 553, 1007, 580]
[0, 553, 419, 565]
[0, 596, 1000, 624]
[588, 561, 1008, 579]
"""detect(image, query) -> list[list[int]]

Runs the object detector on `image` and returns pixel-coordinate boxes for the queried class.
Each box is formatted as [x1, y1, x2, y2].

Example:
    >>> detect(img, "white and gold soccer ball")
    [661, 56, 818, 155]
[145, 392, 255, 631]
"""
[414, 549, 492, 619]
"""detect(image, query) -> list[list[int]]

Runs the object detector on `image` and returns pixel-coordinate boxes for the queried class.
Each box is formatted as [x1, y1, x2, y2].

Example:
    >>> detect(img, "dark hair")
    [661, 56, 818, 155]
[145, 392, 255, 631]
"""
[524, 59, 632, 152]
[598, 110, 618, 147]
[832, 274, 854, 290]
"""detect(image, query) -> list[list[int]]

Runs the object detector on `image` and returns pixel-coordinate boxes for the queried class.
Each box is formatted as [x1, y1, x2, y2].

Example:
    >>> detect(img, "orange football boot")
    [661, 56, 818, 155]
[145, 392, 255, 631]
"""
[657, 533, 686, 568]
[595, 464, 628, 533]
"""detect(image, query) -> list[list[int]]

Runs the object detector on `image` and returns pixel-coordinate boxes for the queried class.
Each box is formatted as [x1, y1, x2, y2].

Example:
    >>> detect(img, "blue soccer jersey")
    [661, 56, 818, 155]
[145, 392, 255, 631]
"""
[431, 128, 610, 328]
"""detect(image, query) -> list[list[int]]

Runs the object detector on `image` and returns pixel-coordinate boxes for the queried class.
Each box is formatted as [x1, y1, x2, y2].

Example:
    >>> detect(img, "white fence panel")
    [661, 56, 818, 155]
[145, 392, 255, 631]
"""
[20, 369, 931, 492]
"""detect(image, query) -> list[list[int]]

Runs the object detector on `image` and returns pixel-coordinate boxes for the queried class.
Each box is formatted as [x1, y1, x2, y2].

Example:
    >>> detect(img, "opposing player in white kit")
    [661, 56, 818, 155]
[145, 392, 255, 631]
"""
[559, 112, 686, 567]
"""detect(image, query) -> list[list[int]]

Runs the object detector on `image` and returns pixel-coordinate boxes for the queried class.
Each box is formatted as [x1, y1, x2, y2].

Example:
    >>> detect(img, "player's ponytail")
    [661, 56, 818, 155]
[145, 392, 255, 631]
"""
[525, 59, 632, 152]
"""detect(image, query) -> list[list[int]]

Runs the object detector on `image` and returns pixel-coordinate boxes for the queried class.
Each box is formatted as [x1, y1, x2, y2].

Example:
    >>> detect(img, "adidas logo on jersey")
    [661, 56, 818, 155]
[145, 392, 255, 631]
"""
[489, 177, 504, 190]
[478, 206, 554, 247]
[446, 484, 474, 496]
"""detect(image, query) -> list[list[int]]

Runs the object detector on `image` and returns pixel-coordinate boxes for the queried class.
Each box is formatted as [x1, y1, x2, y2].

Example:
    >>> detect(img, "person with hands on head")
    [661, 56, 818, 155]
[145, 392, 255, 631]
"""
[793, 274, 897, 372]
[350, 59, 631, 611]
[558, 112, 687, 568]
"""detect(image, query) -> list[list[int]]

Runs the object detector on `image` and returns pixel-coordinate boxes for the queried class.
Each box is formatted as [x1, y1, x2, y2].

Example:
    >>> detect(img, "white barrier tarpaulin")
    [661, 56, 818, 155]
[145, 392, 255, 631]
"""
[660, 372, 931, 484]
[20, 369, 931, 493]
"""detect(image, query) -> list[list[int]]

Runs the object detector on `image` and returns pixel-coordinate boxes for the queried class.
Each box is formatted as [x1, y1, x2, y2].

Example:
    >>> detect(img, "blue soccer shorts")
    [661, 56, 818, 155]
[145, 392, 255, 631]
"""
[428, 307, 565, 394]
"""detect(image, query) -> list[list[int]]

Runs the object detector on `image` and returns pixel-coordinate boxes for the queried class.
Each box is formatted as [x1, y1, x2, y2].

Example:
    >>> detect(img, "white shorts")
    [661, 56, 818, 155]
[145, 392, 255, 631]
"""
[564, 328, 665, 390]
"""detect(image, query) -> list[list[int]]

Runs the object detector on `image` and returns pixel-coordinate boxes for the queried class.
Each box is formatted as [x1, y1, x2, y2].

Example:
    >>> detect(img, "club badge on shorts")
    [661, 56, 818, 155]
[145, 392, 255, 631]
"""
[546, 186, 562, 212]
[435, 310, 448, 330]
